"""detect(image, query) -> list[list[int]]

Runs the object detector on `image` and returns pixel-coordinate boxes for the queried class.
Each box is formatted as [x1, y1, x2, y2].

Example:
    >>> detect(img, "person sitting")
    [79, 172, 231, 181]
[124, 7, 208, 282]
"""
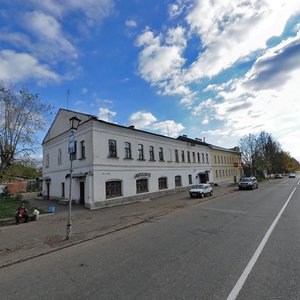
[15, 203, 29, 224]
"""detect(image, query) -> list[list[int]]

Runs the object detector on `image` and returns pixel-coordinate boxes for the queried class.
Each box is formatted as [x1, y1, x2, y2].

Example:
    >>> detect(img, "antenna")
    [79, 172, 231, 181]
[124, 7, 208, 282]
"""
[66, 89, 70, 109]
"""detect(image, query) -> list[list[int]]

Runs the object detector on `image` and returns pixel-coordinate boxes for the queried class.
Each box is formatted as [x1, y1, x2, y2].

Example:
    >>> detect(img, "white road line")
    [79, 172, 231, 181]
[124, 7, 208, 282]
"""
[297, 180, 300, 185]
[226, 187, 297, 300]
[200, 207, 247, 214]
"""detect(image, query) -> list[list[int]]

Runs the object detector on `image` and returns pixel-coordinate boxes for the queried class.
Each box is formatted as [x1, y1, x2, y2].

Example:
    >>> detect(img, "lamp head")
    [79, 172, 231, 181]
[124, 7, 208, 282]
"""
[69, 116, 81, 131]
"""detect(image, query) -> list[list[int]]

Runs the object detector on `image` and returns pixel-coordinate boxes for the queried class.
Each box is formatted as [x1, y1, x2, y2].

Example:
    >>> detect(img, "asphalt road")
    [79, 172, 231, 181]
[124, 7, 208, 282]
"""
[1, 178, 299, 299]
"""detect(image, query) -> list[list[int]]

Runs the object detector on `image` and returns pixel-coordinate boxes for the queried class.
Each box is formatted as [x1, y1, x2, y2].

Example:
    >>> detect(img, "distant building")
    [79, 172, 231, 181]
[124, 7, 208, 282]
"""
[41, 108, 241, 209]
[210, 145, 243, 185]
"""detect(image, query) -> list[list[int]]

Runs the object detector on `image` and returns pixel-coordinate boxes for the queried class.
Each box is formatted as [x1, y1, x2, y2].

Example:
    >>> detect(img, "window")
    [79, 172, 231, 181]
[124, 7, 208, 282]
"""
[136, 179, 148, 194]
[61, 182, 65, 197]
[80, 141, 86, 159]
[70, 141, 77, 161]
[106, 181, 122, 198]
[181, 150, 185, 162]
[58, 149, 62, 165]
[218, 156, 220, 163]
[108, 139, 117, 157]
[202, 153, 205, 163]
[221, 156, 223, 164]
[175, 150, 179, 162]
[158, 177, 168, 190]
[219, 170, 222, 177]
[214, 155, 217, 163]
[159, 147, 164, 161]
[192, 152, 196, 162]
[175, 175, 182, 187]
[149, 146, 155, 161]
[124, 142, 132, 159]
[138, 144, 144, 160]
[187, 151, 191, 163]
[216, 170, 218, 178]
[197, 153, 200, 163]
[188, 174, 192, 184]
[206, 153, 209, 164]
[45, 154, 49, 168]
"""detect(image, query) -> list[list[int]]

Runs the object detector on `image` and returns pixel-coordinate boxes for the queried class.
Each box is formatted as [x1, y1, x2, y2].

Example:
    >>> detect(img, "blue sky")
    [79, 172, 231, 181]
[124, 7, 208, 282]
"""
[1, 0, 300, 160]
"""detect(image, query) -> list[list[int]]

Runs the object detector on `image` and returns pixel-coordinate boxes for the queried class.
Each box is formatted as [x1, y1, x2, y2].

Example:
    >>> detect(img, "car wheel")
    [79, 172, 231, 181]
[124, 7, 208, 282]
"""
[200, 193, 204, 198]
[210, 191, 213, 196]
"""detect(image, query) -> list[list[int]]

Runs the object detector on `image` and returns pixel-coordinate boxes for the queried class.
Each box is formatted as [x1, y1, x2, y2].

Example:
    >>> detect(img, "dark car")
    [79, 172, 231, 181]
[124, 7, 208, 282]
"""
[239, 177, 258, 190]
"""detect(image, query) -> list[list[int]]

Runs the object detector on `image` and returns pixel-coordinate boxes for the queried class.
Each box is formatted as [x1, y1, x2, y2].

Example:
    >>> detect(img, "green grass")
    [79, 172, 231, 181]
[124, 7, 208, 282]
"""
[0, 195, 47, 219]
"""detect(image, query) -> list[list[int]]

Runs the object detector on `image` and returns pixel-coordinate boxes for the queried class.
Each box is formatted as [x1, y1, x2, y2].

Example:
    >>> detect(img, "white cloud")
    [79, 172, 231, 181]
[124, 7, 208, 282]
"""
[151, 120, 184, 137]
[184, 0, 300, 81]
[24, 11, 78, 61]
[81, 87, 88, 94]
[128, 111, 184, 137]
[29, 0, 115, 24]
[0, 50, 59, 83]
[129, 111, 157, 128]
[200, 33, 300, 160]
[125, 19, 137, 28]
[98, 107, 116, 122]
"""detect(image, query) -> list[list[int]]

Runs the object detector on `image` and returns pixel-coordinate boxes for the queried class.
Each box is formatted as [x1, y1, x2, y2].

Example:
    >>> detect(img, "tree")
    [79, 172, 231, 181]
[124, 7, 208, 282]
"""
[0, 82, 52, 175]
[239, 133, 258, 175]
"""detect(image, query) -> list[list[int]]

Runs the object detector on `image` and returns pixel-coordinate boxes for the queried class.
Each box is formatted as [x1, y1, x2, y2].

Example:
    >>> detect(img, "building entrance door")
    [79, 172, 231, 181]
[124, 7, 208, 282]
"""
[80, 181, 85, 205]
[199, 173, 208, 183]
[46, 182, 50, 200]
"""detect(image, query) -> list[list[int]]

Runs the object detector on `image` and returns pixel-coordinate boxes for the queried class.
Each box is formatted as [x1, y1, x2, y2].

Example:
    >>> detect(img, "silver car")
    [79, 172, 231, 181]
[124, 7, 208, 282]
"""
[189, 183, 213, 198]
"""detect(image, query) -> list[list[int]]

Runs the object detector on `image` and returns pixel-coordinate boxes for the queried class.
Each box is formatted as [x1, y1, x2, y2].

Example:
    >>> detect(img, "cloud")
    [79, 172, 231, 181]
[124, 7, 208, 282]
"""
[199, 33, 300, 160]
[128, 111, 184, 137]
[98, 107, 117, 122]
[184, 0, 300, 82]
[29, 0, 115, 25]
[125, 19, 137, 28]
[0, 50, 60, 84]
[136, 0, 300, 106]
[151, 120, 184, 137]
[129, 111, 157, 128]
[81, 87, 88, 94]
[23, 11, 78, 61]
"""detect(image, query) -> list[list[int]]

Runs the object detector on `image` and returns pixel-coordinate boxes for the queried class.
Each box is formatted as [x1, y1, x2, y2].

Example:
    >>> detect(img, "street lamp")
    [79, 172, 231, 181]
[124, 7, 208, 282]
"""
[66, 116, 81, 240]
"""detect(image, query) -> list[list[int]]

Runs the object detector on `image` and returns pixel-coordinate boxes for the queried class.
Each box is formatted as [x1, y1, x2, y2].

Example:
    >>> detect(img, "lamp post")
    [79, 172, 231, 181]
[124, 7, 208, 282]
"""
[66, 116, 81, 240]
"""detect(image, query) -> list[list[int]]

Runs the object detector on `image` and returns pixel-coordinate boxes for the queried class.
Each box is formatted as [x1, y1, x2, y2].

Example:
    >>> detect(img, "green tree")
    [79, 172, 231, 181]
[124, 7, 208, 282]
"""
[0, 82, 52, 175]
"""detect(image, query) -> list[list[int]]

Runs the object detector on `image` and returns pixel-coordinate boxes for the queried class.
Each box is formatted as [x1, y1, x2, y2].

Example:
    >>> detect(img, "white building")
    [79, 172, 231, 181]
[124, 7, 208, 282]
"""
[41, 109, 213, 209]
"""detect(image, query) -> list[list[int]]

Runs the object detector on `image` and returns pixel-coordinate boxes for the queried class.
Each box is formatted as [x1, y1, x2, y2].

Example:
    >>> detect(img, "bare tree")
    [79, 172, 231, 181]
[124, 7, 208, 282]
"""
[239, 133, 258, 175]
[0, 82, 52, 175]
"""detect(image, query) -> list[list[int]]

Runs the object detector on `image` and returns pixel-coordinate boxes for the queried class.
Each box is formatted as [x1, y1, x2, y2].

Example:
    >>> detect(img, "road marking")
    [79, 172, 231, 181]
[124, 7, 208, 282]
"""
[226, 187, 297, 300]
[297, 180, 300, 185]
[200, 207, 247, 214]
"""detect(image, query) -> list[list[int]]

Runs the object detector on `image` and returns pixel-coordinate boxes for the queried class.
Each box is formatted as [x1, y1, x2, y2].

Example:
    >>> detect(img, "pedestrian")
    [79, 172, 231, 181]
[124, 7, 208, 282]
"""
[15, 203, 29, 224]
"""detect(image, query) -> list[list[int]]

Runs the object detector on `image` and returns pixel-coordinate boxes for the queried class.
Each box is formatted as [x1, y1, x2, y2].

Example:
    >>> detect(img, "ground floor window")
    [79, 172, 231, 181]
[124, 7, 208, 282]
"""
[136, 179, 148, 194]
[106, 180, 122, 198]
[188, 174, 192, 184]
[175, 175, 182, 187]
[158, 177, 168, 190]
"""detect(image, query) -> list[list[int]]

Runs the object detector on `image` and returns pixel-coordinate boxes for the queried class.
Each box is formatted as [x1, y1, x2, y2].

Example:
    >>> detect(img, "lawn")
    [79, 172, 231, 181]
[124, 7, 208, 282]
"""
[0, 195, 46, 219]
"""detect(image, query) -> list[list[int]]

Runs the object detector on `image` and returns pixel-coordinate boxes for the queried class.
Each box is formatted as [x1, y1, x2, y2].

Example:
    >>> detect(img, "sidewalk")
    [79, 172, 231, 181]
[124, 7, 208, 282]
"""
[0, 185, 237, 268]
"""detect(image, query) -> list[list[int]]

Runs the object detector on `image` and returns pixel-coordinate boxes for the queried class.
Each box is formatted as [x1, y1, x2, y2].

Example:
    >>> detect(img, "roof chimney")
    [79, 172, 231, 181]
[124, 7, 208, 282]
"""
[128, 125, 135, 129]
[182, 134, 187, 137]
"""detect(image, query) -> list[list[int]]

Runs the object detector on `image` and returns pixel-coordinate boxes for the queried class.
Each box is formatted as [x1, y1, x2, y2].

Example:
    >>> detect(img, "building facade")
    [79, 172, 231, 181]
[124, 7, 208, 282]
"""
[210, 145, 243, 185]
[42, 109, 218, 210]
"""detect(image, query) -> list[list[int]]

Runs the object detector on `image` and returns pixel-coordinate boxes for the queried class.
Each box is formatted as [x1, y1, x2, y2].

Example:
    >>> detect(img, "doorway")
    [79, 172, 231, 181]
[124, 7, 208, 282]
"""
[46, 182, 50, 200]
[199, 173, 208, 183]
[80, 181, 85, 205]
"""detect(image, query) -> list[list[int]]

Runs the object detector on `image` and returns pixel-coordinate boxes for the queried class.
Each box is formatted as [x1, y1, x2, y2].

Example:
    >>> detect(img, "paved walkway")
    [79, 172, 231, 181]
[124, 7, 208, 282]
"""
[0, 185, 237, 268]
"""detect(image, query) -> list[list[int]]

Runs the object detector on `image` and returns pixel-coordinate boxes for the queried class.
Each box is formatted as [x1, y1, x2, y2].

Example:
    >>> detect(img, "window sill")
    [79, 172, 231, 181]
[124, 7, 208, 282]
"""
[107, 156, 119, 159]
[79, 157, 86, 160]
[123, 157, 133, 160]
[137, 159, 146, 161]
[148, 159, 156, 162]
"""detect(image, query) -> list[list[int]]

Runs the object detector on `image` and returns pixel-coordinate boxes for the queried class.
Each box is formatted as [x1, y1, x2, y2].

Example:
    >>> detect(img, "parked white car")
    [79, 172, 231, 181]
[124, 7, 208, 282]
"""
[189, 183, 213, 198]
[288, 173, 296, 178]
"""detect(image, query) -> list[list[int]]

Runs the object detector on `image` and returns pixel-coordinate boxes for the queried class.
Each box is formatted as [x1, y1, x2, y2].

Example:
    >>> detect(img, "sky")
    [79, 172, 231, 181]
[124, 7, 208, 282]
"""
[1, 0, 300, 161]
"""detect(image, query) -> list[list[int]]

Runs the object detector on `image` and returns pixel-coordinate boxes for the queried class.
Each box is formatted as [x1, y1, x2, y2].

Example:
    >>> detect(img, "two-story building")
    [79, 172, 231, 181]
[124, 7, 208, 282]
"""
[41, 109, 214, 209]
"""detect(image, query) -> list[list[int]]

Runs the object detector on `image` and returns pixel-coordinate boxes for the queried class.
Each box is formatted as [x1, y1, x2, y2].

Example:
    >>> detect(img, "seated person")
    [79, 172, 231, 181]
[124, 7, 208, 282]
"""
[15, 203, 29, 224]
